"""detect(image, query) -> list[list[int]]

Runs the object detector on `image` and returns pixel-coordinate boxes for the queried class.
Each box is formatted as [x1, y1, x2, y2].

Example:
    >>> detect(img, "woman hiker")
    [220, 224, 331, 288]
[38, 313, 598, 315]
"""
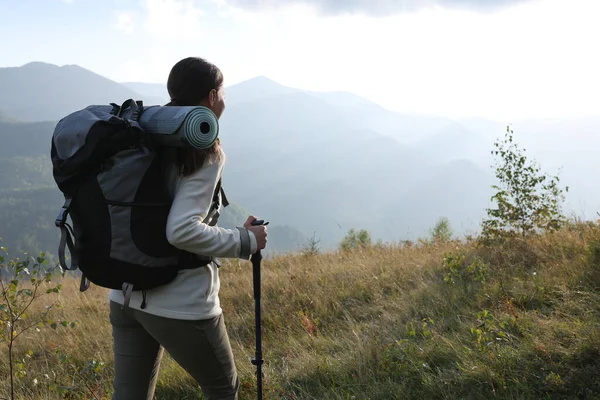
[108, 56, 268, 400]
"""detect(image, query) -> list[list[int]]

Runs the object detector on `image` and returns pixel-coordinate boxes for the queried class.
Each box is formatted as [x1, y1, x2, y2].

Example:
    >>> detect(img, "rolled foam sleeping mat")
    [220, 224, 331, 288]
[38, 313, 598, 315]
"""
[137, 105, 219, 149]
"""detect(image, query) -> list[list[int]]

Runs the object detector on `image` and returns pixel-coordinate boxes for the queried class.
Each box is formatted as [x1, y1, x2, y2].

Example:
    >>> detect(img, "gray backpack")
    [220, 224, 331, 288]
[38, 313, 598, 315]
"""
[51, 99, 226, 308]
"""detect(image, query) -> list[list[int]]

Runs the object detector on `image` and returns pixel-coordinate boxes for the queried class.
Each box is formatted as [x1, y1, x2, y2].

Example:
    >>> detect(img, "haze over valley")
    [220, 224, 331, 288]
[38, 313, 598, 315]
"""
[1, 61, 598, 258]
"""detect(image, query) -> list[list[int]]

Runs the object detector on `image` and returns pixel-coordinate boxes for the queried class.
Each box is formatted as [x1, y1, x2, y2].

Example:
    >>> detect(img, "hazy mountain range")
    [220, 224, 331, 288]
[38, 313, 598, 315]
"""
[0, 61, 598, 258]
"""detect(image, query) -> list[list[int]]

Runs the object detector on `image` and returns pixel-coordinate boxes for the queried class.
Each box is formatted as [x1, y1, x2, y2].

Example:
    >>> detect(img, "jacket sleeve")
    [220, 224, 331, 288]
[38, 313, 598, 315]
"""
[165, 157, 257, 259]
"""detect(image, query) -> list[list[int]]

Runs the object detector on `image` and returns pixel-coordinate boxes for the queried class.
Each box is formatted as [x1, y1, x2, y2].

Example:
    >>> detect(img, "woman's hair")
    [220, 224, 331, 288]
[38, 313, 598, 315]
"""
[165, 57, 224, 176]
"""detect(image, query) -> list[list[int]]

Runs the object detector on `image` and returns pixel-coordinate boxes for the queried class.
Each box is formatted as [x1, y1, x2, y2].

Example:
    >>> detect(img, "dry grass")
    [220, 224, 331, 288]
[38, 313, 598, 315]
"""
[2, 221, 600, 399]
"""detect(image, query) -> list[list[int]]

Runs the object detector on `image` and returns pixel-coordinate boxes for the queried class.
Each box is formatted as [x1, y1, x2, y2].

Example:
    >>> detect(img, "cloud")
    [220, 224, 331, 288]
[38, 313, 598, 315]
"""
[109, 0, 212, 82]
[113, 11, 136, 34]
[222, 0, 533, 16]
[112, 0, 207, 39]
[143, 0, 206, 37]
[142, 0, 206, 38]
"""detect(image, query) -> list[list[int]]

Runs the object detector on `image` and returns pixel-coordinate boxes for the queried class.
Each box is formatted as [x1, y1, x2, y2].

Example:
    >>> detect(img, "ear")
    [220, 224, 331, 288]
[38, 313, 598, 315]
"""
[208, 89, 217, 107]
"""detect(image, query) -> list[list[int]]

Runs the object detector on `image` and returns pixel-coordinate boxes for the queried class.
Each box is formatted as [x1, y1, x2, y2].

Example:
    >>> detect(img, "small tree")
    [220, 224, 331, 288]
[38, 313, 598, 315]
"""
[430, 217, 453, 243]
[340, 228, 372, 251]
[301, 232, 321, 257]
[481, 126, 568, 242]
[0, 242, 72, 400]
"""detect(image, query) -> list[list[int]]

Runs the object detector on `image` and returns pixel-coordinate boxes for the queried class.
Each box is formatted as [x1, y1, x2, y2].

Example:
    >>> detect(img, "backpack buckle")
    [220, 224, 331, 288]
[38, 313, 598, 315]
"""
[55, 198, 72, 227]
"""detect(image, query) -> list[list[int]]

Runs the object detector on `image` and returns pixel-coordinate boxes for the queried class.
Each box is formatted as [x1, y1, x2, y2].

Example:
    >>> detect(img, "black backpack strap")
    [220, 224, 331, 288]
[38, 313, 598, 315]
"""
[109, 103, 120, 116]
[220, 185, 229, 208]
[79, 275, 90, 292]
[214, 178, 228, 206]
[117, 99, 145, 122]
[55, 198, 79, 272]
[203, 178, 228, 226]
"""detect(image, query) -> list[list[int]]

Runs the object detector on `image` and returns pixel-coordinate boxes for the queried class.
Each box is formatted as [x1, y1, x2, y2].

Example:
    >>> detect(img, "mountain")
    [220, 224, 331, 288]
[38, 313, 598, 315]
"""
[121, 82, 169, 103]
[1, 61, 598, 256]
[378, 159, 495, 241]
[0, 69, 311, 255]
[225, 76, 300, 105]
[0, 121, 57, 157]
[123, 76, 300, 106]
[218, 90, 435, 244]
[0, 121, 308, 257]
[0, 109, 18, 123]
[413, 120, 495, 166]
[309, 90, 377, 109]
[222, 76, 456, 144]
[0, 62, 165, 122]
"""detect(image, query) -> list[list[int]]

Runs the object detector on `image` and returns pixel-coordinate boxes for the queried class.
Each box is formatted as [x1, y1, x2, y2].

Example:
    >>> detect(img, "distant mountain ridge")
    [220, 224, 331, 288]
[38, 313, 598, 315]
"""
[122, 76, 386, 112]
[0, 109, 17, 123]
[0, 121, 57, 157]
[0, 62, 165, 122]
[0, 61, 598, 257]
[120, 82, 170, 103]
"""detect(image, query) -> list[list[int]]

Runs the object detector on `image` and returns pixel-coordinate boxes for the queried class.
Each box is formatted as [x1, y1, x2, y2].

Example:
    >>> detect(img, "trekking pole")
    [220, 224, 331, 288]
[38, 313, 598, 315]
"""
[250, 219, 268, 400]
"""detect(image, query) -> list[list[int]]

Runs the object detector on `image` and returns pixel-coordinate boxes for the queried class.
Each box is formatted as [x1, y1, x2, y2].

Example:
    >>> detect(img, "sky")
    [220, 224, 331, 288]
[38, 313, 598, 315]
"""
[1, 0, 599, 121]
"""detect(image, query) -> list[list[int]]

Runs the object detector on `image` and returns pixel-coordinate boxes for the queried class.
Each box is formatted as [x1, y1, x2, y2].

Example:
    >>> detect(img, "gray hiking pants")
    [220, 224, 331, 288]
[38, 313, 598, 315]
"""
[109, 301, 239, 400]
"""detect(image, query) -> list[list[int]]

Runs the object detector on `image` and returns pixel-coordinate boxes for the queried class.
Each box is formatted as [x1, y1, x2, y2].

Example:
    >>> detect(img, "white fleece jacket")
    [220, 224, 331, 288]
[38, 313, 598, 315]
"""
[108, 150, 257, 320]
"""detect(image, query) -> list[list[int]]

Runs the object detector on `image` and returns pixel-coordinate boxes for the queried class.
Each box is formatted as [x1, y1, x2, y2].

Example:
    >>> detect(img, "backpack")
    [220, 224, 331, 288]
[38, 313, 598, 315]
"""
[51, 99, 227, 307]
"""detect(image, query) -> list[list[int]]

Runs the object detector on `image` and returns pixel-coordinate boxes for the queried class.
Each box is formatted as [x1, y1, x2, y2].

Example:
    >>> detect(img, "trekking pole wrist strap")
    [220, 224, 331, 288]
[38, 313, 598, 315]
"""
[237, 227, 252, 259]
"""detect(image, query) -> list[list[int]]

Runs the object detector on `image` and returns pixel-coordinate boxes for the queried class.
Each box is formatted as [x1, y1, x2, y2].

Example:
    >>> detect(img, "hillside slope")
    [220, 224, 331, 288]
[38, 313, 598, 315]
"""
[1, 222, 599, 399]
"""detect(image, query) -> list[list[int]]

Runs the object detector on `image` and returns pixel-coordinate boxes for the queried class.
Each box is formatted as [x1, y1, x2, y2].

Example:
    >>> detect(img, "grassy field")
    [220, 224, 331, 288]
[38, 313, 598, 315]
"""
[2, 221, 600, 399]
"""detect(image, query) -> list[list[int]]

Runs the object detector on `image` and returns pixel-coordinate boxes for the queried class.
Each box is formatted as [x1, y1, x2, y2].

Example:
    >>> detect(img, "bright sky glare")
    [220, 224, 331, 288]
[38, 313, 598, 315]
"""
[2, 0, 599, 121]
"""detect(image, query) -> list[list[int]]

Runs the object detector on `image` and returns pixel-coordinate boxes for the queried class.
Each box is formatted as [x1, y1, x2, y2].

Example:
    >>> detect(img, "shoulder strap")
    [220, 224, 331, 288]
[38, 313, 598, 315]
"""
[203, 178, 228, 226]
[214, 178, 229, 207]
